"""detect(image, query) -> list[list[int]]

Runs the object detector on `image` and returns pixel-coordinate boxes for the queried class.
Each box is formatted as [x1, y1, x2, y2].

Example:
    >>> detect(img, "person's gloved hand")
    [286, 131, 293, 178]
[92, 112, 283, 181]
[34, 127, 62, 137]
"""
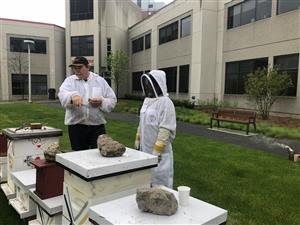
[134, 133, 140, 150]
[152, 150, 162, 163]
[153, 139, 166, 163]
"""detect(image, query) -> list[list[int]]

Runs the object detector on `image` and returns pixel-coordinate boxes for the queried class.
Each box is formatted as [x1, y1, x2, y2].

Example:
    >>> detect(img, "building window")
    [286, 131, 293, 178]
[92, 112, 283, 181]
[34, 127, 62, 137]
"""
[241, 0, 256, 25]
[107, 38, 112, 57]
[181, 16, 191, 38]
[71, 35, 93, 56]
[225, 58, 268, 94]
[277, 0, 300, 14]
[145, 33, 151, 49]
[159, 21, 178, 45]
[132, 36, 144, 54]
[101, 71, 111, 87]
[132, 71, 143, 91]
[179, 65, 189, 93]
[256, 0, 272, 20]
[160, 67, 177, 92]
[137, 0, 142, 8]
[12, 74, 47, 95]
[10, 37, 47, 54]
[70, 0, 93, 21]
[274, 54, 299, 96]
[228, 0, 271, 29]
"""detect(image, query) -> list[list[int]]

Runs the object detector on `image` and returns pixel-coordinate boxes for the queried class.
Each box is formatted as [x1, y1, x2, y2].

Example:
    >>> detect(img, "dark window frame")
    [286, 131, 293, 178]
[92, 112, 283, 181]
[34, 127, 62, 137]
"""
[10, 37, 47, 54]
[225, 57, 268, 94]
[132, 36, 144, 54]
[274, 53, 299, 96]
[70, 0, 93, 21]
[277, 0, 300, 14]
[71, 35, 94, 56]
[132, 71, 143, 91]
[179, 64, 189, 93]
[11, 74, 48, 95]
[159, 21, 178, 45]
[107, 38, 112, 56]
[180, 15, 191, 38]
[145, 33, 151, 49]
[227, 0, 272, 29]
[159, 66, 177, 93]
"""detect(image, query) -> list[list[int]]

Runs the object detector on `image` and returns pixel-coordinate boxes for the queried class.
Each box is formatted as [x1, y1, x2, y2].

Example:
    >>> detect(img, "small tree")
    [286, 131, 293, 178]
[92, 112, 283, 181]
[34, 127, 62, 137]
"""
[245, 67, 293, 120]
[106, 50, 129, 98]
[8, 52, 28, 75]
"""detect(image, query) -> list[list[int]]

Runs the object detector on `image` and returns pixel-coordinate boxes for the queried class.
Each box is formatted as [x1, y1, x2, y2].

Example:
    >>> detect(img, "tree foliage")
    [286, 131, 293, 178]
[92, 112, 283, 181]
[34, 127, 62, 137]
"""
[245, 67, 293, 120]
[106, 50, 129, 98]
[8, 52, 28, 75]
[8, 53, 28, 99]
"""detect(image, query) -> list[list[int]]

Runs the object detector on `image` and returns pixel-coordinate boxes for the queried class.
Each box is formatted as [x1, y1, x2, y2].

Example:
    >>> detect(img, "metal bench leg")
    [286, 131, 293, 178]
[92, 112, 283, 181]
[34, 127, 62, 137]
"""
[217, 120, 220, 128]
[210, 118, 213, 128]
[246, 124, 249, 135]
[253, 123, 256, 132]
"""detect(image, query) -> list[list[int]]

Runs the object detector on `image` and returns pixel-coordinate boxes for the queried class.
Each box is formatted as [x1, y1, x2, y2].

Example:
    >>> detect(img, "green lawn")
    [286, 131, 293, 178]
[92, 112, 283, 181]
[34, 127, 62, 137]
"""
[0, 103, 299, 225]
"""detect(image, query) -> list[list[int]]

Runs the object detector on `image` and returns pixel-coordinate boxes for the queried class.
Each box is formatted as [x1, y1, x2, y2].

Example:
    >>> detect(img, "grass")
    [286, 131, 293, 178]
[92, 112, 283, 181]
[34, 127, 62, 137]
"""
[114, 99, 300, 140]
[0, 103, 300, 225]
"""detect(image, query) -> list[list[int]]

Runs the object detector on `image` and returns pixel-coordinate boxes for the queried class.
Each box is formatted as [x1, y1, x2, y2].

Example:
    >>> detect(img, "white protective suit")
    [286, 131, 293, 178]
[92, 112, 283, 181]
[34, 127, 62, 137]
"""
[58, 72, 117, 125]
[138, 70, 176, 188]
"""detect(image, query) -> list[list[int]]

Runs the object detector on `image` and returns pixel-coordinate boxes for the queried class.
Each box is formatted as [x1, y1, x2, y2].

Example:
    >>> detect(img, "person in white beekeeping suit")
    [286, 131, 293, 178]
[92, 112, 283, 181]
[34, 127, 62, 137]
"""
[134, 70, 176, 188]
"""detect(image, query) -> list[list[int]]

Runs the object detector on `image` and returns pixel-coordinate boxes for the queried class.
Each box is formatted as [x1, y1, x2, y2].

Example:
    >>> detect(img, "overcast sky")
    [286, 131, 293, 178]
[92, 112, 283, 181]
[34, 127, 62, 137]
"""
[0, 0, 174, 28]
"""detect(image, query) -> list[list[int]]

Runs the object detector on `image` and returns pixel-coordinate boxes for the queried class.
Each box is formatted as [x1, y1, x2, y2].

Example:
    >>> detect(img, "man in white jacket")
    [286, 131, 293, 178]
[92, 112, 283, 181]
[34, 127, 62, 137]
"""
[134, 70, 176, 188]
[58, 56, 117, 151]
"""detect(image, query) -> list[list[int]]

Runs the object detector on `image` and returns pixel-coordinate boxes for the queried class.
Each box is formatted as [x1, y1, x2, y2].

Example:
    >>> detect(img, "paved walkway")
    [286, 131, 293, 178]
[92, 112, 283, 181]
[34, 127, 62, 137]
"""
[106, 112, 299, 157]
[46, 101, 299, 157]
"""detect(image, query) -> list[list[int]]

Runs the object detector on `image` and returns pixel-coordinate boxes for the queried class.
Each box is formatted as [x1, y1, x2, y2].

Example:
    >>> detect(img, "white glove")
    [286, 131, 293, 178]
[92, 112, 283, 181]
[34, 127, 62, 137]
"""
[134, 139, 140, 150]
[134, 133, 140, 150]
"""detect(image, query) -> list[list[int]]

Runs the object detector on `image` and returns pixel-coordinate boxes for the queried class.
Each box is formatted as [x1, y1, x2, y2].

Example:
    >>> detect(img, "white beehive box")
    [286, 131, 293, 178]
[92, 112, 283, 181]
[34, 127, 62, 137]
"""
[89, 187, 228, 225]
[56, 148, 157, 225]
[0, 156, 7, 183]
[9, 169, 36, 219]
[0, 126, 62, 199]
[28, 188, 63, 225]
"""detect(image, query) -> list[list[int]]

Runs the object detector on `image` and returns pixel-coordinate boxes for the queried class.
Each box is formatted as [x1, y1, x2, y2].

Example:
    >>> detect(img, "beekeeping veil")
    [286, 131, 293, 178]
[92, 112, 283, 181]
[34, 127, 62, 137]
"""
[140, 70, 167, 98]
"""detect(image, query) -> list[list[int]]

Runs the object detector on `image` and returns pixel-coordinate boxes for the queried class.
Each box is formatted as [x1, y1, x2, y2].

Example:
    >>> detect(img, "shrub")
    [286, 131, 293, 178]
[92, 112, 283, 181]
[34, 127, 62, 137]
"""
[172, 99, 195, 109]
[196, 97, 238, 110]
[124, 94, 144, 101]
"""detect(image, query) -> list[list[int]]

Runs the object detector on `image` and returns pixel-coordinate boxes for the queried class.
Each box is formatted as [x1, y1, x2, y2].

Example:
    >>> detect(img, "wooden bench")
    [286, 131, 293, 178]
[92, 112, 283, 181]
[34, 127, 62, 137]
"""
[210, 109, 256, 135]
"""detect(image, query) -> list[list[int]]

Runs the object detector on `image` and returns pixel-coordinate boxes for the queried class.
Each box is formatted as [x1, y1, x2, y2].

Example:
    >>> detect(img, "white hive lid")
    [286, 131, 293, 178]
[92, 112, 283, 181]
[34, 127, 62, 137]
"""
[12, 169, 36, 190]
[56, 148, 158, 180]
[89, 187, 228, 225]
[28, 188, 63, 216]
[2, 126, 62, 140]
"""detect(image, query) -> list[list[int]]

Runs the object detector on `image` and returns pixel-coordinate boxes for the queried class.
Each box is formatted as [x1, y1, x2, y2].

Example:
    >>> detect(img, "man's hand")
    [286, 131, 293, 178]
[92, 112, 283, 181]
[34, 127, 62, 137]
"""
[89, 98, 102, 107]
[71, 95, 83, 107]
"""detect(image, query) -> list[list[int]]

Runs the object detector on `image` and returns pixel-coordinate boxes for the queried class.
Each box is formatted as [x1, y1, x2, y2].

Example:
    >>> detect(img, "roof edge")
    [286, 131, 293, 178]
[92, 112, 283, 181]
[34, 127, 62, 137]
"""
[0, 17, 65, 30]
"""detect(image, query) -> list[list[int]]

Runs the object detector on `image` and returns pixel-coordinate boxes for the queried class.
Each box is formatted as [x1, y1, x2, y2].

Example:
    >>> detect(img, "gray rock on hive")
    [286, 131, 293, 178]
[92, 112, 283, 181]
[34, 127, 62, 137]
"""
[136, 187, 178, 216]
[97, 134, 126, 157]
[44, 142, 60, 162]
